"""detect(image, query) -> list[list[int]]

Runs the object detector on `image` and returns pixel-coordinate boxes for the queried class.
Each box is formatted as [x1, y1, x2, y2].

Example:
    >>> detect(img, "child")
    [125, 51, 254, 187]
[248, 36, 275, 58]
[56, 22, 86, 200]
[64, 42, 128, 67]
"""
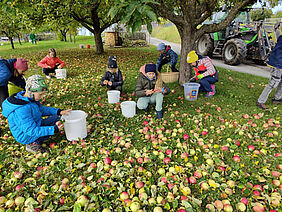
[136, 64, 170, 119]
[2, 75, 71, 153]
[0, 58, 28, 107]
[187, 50, 219, 97]
[156, 43, 179, 72]
[38, 48, 65, 79]
[101, 56, 126, 96]
[257, 35, 282, 109]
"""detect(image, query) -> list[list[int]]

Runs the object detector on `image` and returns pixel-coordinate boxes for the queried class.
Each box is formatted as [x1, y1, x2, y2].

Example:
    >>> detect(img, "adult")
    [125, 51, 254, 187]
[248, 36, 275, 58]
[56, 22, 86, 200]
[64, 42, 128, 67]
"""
[187, 50, 218, 97]
[257, 35, 282, 109]
[156, 43, 179, 72]
[0, 58, 28, 107]
[29, 33, 36, 44]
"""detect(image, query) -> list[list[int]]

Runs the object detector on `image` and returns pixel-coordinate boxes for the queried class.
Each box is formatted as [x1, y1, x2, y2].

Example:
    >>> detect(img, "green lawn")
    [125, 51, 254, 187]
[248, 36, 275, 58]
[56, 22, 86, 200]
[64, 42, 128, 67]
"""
[0, 39, 281, 212]
[152, 25, 181, 44]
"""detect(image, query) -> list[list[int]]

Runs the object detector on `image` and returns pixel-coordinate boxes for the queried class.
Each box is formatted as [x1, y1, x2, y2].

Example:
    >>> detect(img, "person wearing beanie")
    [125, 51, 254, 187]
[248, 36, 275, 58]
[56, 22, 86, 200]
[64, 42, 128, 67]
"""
[2, 75, 71, 153]
[187, 50, 219, 98]
[0, 58, 28, 107]
[156, 42, 179, 72]
[135, 64, 170, 119]
[101, 56, 126, 97]
[38, 48, 65, 79]
[257, 35, 282, 110]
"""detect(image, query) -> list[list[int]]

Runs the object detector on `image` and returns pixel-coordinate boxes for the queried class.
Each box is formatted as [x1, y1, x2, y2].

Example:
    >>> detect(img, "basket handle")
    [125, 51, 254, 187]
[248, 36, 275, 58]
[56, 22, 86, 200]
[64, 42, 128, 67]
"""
[166, 65, 169, 73]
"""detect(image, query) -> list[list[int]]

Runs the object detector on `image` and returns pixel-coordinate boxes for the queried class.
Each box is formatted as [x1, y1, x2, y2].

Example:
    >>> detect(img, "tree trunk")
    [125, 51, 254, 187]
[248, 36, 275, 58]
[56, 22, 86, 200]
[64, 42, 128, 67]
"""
[9, 37, 14, 49]
[69, 32, 72, 43]
[94, 30, 104, 54]
[73, 35, 76, 43]
[17, 34, 22, 45]
[177, 26, 196, 85]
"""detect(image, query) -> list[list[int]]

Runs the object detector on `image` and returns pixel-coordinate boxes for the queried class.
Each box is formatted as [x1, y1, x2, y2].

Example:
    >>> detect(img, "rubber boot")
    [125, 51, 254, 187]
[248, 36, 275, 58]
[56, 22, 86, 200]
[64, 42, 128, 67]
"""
[156, 110, 163, 119]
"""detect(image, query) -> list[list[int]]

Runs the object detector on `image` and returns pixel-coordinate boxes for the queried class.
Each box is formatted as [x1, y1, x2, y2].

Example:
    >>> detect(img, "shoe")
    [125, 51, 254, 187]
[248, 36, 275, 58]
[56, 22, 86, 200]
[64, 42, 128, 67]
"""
[206, 91, 215, 98]
[256, 102, 266, 110]
[46, 76, 51, 79]
[272, 98, 282, 104]
[26, 144, 48, 153]
[211, 84, 216, 94]
[156, 110, 163, 119]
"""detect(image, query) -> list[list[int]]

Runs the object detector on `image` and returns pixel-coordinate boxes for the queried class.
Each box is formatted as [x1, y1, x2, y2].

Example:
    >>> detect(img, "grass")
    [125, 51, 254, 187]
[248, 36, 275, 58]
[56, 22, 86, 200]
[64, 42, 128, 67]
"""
[152, 25, 181, 44]
[0, 38, 281, 211]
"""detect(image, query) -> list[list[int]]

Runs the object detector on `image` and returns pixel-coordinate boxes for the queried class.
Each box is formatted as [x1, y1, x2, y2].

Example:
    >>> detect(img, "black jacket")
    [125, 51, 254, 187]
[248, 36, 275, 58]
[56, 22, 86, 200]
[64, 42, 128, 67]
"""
[101, 69, 123, 89]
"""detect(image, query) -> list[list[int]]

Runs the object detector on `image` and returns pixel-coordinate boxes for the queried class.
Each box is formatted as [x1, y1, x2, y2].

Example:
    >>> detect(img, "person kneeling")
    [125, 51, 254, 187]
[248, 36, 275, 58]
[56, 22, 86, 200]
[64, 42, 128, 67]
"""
[187, 50, 219, 97]
[2, 75, 71, 153]
[135, 64, 170, 119]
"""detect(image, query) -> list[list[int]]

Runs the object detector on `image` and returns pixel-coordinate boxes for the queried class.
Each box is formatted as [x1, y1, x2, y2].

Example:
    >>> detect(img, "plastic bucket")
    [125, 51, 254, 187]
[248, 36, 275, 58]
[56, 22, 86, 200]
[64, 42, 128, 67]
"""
[120, 101, 136, 118]
[86, 44, 91, 49]
[55, 69, 67, 79]
[79, 44, 84, 48]
[8, 82, 23, 96]
[61, 110, 87, 141]
[107, 90, 120, 104]
[183, 83, 200, 101]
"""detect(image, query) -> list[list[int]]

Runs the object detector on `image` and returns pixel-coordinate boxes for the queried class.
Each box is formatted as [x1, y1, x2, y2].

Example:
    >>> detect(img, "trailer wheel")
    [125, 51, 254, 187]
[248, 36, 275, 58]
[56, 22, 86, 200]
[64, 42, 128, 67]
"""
[196, 34, 214, 57]
[222, 39, 247, 65]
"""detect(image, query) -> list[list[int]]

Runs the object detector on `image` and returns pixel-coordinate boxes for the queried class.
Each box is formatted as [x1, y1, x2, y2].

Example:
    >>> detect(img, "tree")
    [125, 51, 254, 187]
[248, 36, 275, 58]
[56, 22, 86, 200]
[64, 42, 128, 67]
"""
[112, 0, 279, 84]
[251, 8, 273, 21]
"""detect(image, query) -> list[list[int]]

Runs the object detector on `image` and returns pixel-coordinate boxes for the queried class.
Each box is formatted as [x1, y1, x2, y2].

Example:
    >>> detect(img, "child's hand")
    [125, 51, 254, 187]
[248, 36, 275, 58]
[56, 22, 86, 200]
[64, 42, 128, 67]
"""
[145, 89, 154, 95]
[154, 88, 162, 93]
[108, 81, 112, 86]
[103, 80, 108, 85]
[56, 121, 64, 130]
[57, 65, 61, 69]
[60, 109, 72, 116]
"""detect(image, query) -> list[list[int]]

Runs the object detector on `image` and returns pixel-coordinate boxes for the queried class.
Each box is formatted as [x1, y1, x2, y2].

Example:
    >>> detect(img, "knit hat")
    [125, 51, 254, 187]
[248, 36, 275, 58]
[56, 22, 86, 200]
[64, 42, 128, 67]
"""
[145, 64, 157, 73]
[14, 58, 28, 71]
[187, 50, 199, 63]
[25, 75, 48, 93]
[157, 43, 166, 51]
[108, 56, 117, 68]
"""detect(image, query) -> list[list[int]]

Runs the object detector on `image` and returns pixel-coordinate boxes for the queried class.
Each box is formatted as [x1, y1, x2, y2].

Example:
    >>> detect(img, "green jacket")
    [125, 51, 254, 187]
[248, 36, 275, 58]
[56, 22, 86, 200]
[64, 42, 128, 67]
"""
[135, 72, 170, 97]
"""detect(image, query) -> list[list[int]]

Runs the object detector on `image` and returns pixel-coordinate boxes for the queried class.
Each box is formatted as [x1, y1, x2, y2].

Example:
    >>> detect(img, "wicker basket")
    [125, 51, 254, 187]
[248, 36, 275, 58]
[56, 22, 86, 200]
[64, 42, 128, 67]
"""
[161, 65, 179, 83]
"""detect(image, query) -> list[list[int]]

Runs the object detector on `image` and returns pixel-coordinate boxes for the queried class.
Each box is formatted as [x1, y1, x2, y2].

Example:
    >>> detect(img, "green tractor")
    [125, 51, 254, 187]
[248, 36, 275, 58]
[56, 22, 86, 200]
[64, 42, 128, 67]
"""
[196, 7, 281, 65]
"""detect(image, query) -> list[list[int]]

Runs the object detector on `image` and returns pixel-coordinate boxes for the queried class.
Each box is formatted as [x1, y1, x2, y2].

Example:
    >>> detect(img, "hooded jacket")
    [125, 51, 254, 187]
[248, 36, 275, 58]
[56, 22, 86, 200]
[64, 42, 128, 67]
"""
[135, 65, 170, 97]
[267, 35, 282, 69]
[0, 59, 16, 86]
[156, 45, 178, 70]
[100, 68, 123, 88]
[2, 91, 60, 144]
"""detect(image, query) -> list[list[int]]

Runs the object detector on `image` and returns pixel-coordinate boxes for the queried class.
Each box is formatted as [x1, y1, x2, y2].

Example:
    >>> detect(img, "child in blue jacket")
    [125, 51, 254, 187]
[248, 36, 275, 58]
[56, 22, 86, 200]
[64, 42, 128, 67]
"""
[2, 75, 71, 153]
[156, 43, 179, 72]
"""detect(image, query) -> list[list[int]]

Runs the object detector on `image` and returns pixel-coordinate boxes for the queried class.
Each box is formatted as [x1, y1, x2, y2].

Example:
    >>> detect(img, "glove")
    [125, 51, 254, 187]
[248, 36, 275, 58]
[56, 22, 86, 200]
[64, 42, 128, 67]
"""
[197, 74, 204, 80]
[190, 78, 196, 82]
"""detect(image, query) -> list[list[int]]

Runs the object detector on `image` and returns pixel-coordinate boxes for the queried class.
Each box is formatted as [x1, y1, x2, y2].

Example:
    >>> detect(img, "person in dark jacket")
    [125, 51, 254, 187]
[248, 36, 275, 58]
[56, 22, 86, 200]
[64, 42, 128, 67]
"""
[257, 35, 282, 109]
[187, 50, 219, 98]
[156, 43, 179, 72]
[101, 56, 126, 96]
[136, 64, 170, 119]
[2, 75, 71, 153]
[0, 58, 28, 107]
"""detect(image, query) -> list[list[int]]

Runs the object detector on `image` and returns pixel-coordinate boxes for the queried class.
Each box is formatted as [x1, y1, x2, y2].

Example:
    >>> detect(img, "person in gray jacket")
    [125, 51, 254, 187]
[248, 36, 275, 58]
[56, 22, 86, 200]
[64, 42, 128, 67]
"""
[135, 64, 170, 119]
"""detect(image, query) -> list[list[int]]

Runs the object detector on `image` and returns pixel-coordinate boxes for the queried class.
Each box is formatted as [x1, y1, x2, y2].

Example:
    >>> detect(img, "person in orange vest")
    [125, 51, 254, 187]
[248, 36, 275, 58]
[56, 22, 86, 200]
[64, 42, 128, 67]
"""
[186, 50, 219, 97]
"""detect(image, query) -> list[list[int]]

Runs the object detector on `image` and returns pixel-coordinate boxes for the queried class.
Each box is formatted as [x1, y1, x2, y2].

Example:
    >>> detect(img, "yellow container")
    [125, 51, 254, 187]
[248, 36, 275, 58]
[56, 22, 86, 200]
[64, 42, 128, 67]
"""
[8, 82, 23, 96]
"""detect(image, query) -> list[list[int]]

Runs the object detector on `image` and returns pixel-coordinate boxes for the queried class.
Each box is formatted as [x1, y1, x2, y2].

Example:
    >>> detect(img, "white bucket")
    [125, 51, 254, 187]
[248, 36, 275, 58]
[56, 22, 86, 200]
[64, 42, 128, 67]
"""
[61, 110, 87, 141]
[107, 90, 120, 104]
[55, 69, 67, 79]
[120, 101, 136, 118]
[79, 44, 84, 48]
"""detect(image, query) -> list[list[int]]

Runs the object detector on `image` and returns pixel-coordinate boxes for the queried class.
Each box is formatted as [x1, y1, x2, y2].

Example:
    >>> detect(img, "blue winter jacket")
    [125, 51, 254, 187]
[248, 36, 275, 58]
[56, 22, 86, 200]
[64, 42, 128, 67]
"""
[156, 46, 178, 70]
[2, 91, 60, 144]
[0, 59, 16, 86]
[267, 35, 282, 69]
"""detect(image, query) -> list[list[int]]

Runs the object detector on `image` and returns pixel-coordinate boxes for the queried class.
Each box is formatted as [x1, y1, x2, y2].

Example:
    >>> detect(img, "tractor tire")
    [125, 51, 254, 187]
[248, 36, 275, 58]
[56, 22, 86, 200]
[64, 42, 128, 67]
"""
[196, 34, 214, 57]
[222, 39, 247, 65]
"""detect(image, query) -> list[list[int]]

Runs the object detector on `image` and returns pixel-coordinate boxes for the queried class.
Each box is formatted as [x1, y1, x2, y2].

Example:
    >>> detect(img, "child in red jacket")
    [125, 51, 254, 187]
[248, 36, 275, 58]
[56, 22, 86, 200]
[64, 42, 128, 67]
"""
[38, 48, 65, 79]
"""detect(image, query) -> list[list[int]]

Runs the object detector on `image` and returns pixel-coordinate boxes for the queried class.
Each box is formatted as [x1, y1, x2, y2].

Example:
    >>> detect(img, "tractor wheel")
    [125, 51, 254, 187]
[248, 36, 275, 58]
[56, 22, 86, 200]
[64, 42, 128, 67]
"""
[222, 39, 247, 65]
[196, 34, 214, 57]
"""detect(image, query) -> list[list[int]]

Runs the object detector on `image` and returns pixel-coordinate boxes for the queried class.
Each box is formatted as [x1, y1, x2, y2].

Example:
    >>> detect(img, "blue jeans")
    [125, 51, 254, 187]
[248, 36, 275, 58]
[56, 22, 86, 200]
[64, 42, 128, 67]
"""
[199, 76, 217, 92]
[33, 115, 60, 144]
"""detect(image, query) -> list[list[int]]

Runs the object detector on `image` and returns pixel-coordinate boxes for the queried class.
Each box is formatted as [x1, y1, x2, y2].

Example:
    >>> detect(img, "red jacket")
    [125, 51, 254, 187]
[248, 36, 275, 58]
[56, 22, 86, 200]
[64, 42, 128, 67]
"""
[38, 56, 65, 69]
[193, 57, 216, 80]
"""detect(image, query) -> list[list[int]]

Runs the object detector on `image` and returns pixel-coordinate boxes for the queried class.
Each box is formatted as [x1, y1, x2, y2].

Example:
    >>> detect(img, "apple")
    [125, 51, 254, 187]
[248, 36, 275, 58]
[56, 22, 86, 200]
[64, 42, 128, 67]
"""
[15, 196, 25, 206]
[76, 195, 88, 207]
[15, 184, 24, 191]
[14, 171, 23, 179]
[120, 192, 129, 200]
[62, 178, 69, 185]
[252, 203, 265, 212]
[153, 207, 163, 212]
[240, 197, 248, 205]
[136, 181, 144, 189]
[130, 202, 140, 212]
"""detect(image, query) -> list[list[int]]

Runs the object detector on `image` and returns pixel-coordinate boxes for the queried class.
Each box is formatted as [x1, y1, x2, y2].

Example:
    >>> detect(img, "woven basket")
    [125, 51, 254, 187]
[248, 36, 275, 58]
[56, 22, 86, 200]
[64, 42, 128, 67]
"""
[161, 65, 179, 83]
